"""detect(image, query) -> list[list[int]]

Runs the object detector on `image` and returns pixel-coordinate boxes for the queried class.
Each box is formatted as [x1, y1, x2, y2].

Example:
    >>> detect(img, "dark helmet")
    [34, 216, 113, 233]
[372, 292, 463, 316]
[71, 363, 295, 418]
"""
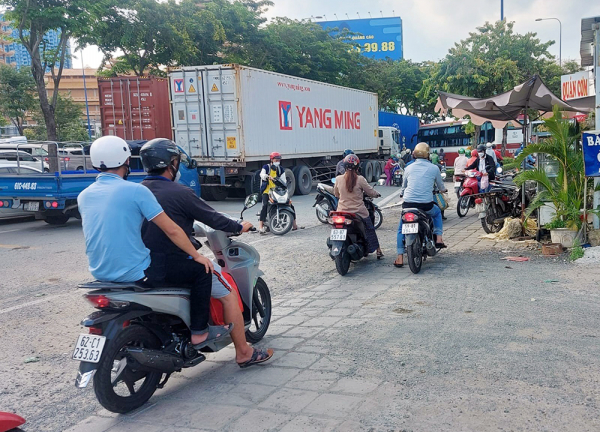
[343, 154, 360, 170]
[477, 144, 486, 153]
[343, 149, 354, 157]
[140, 138, 181, 173]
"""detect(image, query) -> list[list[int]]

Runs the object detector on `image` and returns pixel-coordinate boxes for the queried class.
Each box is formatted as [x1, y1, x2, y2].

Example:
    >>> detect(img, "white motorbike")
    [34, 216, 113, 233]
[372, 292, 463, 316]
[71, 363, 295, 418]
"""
[73, 195, 271, 413]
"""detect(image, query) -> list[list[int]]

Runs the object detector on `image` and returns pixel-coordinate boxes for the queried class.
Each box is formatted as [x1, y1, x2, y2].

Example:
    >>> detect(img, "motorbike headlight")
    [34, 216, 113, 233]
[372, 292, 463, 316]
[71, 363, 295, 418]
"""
[273, 191, 287, 203]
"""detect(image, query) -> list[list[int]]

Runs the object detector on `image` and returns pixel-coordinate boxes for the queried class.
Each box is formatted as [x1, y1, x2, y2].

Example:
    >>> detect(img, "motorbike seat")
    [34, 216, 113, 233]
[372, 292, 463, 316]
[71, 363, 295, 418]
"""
[78, 280, 155, 292]
[318, 183, 335, 194]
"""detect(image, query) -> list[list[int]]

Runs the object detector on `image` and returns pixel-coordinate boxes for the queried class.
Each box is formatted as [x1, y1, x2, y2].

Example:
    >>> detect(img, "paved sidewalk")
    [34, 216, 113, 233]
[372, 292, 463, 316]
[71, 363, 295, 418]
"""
[66, 208, 560, 432]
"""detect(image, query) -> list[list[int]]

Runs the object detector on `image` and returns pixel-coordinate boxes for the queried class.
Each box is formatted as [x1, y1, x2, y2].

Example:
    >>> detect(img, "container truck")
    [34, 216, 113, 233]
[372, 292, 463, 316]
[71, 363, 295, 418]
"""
[169, 64, 399, 200]
[98, 76, 172, 141]
[378, 112, 420, 150]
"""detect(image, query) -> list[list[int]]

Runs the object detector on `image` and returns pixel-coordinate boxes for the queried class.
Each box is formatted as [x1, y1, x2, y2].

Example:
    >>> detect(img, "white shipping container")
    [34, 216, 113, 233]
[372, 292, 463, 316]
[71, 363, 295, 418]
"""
[170, 65, 379, 163]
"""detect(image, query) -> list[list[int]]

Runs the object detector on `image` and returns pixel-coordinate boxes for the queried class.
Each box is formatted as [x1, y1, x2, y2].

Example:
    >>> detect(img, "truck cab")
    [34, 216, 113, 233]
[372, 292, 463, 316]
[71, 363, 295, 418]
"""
[378, 127, 401, 155]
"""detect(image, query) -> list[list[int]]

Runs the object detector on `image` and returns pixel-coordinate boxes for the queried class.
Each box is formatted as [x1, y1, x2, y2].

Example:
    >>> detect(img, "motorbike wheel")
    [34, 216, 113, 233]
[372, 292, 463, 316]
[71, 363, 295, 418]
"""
[93, 325, 163, 414]
[245, 277, 272, 343]
[316, 202, 331, 224]
[407, 239, 423, 274]
[481, 216, 504, 234]
[335, 252, 351, 276]
[373, 208, 383, 230]
[269, 209, 294, 235]
[456, 196, 470, 218]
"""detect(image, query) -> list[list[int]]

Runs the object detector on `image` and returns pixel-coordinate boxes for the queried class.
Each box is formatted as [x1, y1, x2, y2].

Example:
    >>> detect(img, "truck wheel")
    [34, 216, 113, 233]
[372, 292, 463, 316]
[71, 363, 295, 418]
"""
[203, 186, 228, 201]
[44, 214, 70, 225]
[284, 168, 295, 198]
[294, 165, 312, 195]
[245, 171, 261, 196]
[373, 162, 382, 181]
[364, 161, 374, 183]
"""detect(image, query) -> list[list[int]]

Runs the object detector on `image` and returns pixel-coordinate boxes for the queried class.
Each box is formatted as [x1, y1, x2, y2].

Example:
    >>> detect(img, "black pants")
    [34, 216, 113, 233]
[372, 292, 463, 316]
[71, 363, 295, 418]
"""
[145, 254, 212, 334]
[259, 193, 269, 222]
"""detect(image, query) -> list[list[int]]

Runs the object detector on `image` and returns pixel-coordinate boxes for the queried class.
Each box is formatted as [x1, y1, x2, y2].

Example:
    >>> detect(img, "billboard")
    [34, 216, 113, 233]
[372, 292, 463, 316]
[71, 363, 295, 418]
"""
[561, 71, 594, 102]
[318, 17, 403, 61]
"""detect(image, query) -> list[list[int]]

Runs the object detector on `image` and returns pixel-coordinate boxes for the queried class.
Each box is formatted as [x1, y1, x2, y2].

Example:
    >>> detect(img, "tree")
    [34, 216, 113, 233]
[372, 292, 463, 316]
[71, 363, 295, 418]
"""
[0, 64, 36, 135]
[29, 93, 88, 141]
[418, 20, 558, 146]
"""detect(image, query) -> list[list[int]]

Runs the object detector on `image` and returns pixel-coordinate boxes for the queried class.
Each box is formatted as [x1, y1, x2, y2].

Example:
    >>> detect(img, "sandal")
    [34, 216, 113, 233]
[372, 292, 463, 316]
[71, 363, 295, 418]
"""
[377, 250, 384, 260]
[237, 348, 274, 368]
[192, 323, 234, 350]
[394, 257, 404, 268]
[435, 243, 447, 249]
[292, 226, 305, 231]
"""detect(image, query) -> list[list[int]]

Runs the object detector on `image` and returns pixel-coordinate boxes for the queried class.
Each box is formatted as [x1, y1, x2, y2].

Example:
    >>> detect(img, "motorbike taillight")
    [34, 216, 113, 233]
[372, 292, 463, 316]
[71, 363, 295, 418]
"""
[332, 215, 346, 225]
[403, 213, 417, 222]
[475, 198, 483, 204]
[501, 195, 510, 202]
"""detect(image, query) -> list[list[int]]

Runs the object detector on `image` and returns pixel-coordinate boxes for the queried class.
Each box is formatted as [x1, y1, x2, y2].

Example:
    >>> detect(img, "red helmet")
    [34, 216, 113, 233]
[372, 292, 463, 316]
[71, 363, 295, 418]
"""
[471, 150, 478, 158]
[343, 154, 360, 170]
[270, 152, 282, 160]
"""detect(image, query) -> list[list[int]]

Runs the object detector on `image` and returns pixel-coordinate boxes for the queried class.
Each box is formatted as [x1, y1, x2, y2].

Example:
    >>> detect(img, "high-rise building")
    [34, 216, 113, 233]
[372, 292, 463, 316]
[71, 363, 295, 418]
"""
[0, 15, 72, 70]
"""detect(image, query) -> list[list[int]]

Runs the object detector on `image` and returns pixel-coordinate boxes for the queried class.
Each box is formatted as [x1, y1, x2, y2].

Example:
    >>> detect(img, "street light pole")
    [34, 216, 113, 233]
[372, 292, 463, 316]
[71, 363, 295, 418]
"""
[535, 17, 562, 67]
[79, 48, 92, 140]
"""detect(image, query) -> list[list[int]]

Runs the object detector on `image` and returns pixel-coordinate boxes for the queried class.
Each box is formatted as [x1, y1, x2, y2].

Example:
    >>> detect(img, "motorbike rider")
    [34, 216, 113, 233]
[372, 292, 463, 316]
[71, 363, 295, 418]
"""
[78, 136, 231, 350]
[384, 156, 399, 186]
[336, 149, 354, 176]
[139, 139, 273, 367]
[486, 142, 498, 164]
[394, 142, 447, 268]
[466, 144, 496, 192]
[334, 154, 384, 259]
[454, 148, 468, 176]
[438, 148, 446, 165]
[467, 148, 478, 167]
[258, 152, 301, 234]
[492, 144, 504, 162]
[431, 149, 440, 166]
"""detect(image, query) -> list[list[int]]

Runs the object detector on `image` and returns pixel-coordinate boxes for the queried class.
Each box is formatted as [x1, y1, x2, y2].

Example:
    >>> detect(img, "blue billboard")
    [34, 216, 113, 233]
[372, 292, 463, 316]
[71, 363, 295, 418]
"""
[319, 17, 403, 61]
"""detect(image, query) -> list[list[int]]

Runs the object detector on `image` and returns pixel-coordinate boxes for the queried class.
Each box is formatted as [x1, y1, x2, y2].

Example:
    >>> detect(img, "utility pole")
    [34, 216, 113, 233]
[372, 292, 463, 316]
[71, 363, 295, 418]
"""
[536, 18, 562, 67]
[501, 0, 504, 21]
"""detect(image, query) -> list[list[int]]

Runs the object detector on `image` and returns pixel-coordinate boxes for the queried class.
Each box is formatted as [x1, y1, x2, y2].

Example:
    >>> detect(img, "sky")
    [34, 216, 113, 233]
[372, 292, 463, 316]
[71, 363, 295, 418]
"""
[79, 0, 600, 69]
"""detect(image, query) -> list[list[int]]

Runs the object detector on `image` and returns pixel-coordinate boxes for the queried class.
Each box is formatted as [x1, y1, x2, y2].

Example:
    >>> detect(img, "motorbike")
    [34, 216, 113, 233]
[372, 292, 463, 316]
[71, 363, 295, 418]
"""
[314, 180, 383, 229]
[392, 165, 404, 187]
[0, 412, 25, 432]
[73, 195, 271, 414]
[456, 170, 481, 218]
[400, 206, 440, 274]
[474, 175, 533, 234]
[327, 210, 370, 276]
[258, 176, 296, 235]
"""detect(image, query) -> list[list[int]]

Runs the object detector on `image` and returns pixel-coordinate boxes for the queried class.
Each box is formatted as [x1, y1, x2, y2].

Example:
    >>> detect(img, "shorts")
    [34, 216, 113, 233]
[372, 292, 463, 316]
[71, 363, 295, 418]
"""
[212, 269, 234, 299]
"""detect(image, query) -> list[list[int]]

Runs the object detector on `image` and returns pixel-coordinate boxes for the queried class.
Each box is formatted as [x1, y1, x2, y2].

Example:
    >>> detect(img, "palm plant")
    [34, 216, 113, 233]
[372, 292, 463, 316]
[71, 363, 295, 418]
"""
[514, 108, 585, 230]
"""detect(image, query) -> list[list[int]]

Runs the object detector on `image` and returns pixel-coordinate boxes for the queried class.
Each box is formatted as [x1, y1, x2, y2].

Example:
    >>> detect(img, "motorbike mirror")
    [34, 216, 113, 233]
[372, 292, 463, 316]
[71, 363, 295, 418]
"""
[377, 179, 386, 186]
[244, 193, 260, 209]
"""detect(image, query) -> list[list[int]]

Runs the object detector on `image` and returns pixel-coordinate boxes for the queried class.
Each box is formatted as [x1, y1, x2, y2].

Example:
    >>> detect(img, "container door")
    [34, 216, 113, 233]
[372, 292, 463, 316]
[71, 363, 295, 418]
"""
[171, 69, 207, 158]
[100, 80, 130, 140]
[204, 68, 240, 161]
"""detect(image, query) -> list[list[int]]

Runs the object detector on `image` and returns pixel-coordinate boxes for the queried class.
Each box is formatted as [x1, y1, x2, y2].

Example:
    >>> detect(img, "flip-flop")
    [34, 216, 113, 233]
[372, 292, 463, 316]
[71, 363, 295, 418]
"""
[237, 348, 274, 368]
[394, 259, 404, 268]
[377, 251, 384, 260]
[435, 243, 447, 249]
[192, 323, 234, 350]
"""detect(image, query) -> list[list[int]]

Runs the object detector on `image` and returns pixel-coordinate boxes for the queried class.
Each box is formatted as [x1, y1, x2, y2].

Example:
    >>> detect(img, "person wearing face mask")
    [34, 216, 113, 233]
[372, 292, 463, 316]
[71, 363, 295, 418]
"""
[465, 144, 496, 191]
[140, 138, 267, 356]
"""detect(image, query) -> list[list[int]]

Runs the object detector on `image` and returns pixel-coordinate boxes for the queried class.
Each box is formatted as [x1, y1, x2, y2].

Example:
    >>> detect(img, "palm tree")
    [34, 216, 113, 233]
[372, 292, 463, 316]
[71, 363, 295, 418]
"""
[514, 108, 585, 230]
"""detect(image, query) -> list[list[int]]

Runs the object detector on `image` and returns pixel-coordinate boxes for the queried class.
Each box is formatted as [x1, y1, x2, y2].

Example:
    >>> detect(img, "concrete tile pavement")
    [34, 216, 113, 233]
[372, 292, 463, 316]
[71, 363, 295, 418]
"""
[65, 207, 504, 432]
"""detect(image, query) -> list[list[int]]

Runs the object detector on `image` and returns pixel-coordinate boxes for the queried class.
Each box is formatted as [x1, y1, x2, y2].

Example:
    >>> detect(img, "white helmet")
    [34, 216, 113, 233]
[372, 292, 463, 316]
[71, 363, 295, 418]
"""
[486, 142, 493, 148]
[90, 136, 131, 169]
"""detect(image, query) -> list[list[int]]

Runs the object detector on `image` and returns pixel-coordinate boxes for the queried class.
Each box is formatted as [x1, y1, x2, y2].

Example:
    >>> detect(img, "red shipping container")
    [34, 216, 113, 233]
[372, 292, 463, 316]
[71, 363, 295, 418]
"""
[98, 76, 172, 141]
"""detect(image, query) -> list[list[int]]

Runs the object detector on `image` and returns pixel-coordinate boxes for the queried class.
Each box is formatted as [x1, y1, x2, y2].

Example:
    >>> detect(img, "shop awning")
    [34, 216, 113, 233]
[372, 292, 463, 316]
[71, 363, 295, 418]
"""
[434, 75, 593, 128]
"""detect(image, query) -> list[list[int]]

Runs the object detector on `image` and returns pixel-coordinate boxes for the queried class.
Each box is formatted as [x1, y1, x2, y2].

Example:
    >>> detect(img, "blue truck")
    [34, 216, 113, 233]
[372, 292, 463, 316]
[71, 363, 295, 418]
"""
[378, 112, 420, 151]
[0, 141, 200, 225]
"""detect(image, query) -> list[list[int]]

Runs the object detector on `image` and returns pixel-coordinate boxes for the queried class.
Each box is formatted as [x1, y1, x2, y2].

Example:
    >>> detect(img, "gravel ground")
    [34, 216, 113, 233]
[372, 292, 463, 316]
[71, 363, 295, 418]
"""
[2, 190, 600, 431]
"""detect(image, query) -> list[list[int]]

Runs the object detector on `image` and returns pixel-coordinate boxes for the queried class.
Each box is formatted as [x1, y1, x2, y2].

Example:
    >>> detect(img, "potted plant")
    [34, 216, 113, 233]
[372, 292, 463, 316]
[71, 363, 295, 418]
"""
[514, 108, 588, 247]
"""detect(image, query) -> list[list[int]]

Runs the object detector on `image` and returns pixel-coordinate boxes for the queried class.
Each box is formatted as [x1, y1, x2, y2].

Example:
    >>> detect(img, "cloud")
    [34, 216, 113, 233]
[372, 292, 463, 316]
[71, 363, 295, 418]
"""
[265, 0, 600, 63]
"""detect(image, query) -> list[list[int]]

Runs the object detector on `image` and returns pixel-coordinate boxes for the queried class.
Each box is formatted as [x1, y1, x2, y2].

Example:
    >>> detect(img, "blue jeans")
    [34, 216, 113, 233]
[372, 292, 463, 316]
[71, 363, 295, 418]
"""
[397, 205, 443, 255]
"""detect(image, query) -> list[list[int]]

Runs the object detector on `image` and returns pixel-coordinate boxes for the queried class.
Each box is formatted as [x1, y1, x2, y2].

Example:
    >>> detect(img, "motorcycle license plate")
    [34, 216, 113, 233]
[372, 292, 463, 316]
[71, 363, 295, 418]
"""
[402, 223, 418, 234]
[454, 182, 462, 187]
[330, 229, 347, 241]
[72, 334, 106, 363]
[24, 201, 39, 212]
